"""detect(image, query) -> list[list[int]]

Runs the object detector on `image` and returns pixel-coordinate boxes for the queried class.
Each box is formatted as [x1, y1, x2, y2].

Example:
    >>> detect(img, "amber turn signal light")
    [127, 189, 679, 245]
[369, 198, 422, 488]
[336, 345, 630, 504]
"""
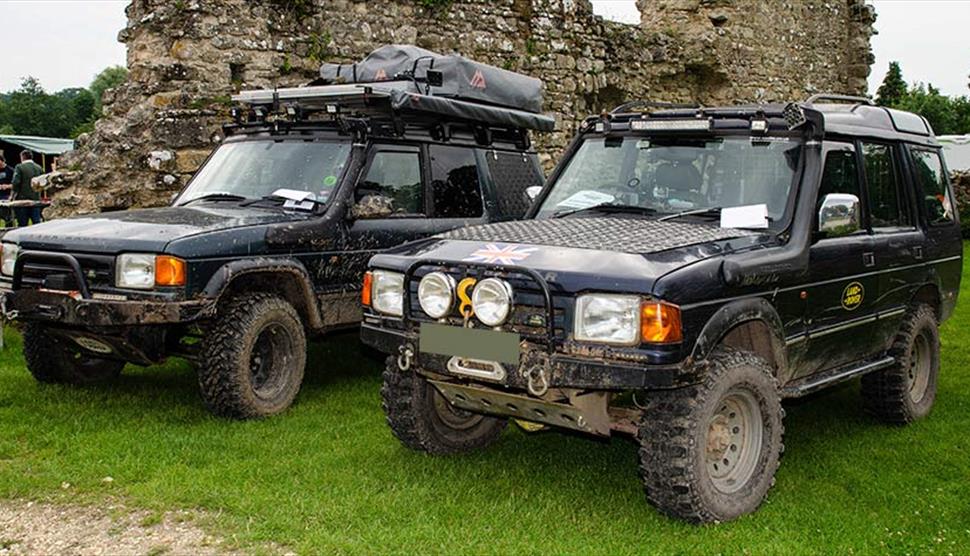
[361, 271, 373, 307]
[640, 302, 683, 344]
[154, 255, 186, 287]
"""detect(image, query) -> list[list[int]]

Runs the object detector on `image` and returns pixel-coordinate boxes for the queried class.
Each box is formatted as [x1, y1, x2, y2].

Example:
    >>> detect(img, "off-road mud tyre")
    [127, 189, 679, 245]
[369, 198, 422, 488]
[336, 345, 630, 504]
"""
[638, 348, 784, 523]
[198, 293, 306, 419]
[22, 322, 124, 384]
[861, 304, 939, 425]
[381, 356, 507, 455]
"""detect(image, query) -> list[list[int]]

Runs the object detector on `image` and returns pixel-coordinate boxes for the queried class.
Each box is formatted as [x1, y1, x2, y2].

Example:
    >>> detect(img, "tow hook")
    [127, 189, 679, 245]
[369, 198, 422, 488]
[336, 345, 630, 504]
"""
[524, 363, 549, 397]
[397, 344, 414, 371]
[0, 294, 17, 322]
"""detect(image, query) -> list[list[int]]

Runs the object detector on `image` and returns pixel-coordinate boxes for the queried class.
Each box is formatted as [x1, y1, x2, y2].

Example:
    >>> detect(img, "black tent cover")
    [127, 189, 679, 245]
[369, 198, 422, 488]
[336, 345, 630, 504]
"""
[320, 45, 545, 115]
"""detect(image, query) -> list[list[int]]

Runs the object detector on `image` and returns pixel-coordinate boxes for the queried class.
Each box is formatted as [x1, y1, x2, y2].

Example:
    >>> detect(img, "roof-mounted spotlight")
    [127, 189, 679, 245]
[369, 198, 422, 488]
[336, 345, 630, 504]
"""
[630, 118, 712, 132]
[750, 110, 769, 134]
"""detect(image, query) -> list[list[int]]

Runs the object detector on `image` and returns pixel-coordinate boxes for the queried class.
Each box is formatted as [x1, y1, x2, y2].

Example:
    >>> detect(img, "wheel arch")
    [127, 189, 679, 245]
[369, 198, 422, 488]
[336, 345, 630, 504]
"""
[201, 258, 324, 330]
[910, 282, 942, 320]
[690, 297, 789, 381]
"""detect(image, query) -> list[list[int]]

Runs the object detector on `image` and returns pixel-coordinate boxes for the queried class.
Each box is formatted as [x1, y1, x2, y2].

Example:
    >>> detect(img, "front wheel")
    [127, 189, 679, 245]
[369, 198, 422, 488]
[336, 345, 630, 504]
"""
[22, 323, 124, 384]
[638, 349, 784, 523]
[198, 293, 307, 419]
[381, 356, 506, 455]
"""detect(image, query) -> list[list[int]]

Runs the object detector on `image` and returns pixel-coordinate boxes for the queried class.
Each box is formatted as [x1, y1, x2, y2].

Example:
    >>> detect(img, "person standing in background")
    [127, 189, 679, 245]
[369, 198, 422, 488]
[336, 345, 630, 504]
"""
[11, 150, 43, 226]
[0, 154, 14, 227]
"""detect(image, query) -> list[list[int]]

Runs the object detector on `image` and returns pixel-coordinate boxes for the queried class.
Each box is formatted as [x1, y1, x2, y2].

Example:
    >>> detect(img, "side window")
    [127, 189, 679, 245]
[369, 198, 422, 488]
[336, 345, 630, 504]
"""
[911, 149, 954, 225]
[818, 146, 861, 202]
[485, 151, 544, 219]
[357, 149, 423, 216]
[861, 143, 910, 229]
[429, 145, 483, 218]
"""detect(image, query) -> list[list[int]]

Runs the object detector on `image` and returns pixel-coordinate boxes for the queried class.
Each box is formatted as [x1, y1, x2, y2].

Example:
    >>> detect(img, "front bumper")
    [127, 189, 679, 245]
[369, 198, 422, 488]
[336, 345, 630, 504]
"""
[361, 322, 698, 391]
[1, 288, 212, 326]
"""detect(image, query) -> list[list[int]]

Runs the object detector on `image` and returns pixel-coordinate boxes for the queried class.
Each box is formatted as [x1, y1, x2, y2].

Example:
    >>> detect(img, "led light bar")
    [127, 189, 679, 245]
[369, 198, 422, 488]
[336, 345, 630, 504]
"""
[630, 118, 712, 131]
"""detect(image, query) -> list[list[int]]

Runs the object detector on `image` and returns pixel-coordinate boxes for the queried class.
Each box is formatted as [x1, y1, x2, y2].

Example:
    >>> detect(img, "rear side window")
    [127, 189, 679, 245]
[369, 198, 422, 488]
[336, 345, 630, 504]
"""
[818, 146, 861, 201]
[911, 149, 954, 224]
[429, 145, 483, 218]
[485, 151, 544, 219]
[358, 150, 423, 215]
[862, 143, 910, 229]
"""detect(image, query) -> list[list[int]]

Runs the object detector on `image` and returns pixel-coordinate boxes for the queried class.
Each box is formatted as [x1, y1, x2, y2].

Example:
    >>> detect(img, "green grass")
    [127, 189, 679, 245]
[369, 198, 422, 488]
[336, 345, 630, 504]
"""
[1, 266, 970, 555]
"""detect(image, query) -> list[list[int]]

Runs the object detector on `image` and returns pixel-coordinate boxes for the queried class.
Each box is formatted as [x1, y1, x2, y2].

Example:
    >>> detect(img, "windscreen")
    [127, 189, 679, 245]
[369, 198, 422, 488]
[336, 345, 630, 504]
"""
[536, 136, 802, 228]
[176, 140, 352, 205]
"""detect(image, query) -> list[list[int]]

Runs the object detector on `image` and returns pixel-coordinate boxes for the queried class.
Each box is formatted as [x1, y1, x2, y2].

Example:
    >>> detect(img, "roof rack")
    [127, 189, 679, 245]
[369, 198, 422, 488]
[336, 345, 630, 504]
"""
[805, 93, 874, 106]
[231, 81, 555, 133]
[610, 100, 701, 115]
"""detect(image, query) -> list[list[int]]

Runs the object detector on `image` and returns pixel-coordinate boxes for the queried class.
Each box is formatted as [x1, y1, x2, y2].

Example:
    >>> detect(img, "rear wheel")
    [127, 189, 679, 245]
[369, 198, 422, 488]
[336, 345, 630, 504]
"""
[22, 323, 124, 384]
[381, 356, 506, 455]
[638, 349, 784, 523]
[861, 304, 939, 424]
[198, 293, 306, 419]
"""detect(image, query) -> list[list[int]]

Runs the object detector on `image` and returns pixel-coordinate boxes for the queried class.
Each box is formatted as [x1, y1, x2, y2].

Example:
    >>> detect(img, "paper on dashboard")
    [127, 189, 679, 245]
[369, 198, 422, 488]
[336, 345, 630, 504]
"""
[720, 204, 768, 229]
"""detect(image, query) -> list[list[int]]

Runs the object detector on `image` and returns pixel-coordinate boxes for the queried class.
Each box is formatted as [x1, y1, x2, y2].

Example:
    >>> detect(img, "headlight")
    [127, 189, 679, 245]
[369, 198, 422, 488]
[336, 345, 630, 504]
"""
[371, 270, 404, 316]
[116, 253, 156, 289]
[574, 294, 640, 345]
[418, 272, 455, 319]
[1, 243, 19, 276]
[472, 278, 513, 327]
[115, 254, 187, 289]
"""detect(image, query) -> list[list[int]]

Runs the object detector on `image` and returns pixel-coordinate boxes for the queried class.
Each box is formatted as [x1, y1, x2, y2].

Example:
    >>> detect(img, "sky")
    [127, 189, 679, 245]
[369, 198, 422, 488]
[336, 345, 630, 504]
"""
[1, 0, 966, 98]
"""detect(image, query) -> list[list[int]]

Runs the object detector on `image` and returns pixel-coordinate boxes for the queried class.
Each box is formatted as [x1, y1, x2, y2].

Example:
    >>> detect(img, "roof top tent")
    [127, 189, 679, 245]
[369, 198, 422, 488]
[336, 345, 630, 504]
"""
[0, 135, 75, 173]
[231, 45, 556, 136]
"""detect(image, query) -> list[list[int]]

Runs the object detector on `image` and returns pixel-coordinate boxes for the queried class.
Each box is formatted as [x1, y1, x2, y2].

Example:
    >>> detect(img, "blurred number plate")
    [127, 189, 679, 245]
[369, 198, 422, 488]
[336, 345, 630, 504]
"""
[419, 323, 520, 364]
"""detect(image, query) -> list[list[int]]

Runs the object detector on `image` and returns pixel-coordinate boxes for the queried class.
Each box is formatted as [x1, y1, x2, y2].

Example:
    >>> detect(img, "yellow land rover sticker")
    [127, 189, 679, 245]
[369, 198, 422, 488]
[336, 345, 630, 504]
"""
[841, 281, 864, 311]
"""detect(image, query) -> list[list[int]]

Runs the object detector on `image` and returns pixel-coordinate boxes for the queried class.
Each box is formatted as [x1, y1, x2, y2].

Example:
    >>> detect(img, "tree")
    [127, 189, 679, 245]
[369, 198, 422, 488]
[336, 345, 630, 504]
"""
[876, 61, 907, 106]
[89, 65, 128, 114]
[0, 77, 77, 138]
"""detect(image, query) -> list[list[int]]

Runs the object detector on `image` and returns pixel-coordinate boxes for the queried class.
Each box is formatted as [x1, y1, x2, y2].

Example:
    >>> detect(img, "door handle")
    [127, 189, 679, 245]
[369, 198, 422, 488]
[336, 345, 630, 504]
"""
[863, 252, 875, 267]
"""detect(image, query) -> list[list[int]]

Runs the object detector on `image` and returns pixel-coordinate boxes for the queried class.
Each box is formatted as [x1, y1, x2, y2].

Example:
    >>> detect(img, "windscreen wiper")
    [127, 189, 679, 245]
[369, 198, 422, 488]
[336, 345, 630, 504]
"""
[552, 202, 658, 219]
[240, 194, 327, 209]
[658, 206, 723, 222]
[178, 192, 247, 206]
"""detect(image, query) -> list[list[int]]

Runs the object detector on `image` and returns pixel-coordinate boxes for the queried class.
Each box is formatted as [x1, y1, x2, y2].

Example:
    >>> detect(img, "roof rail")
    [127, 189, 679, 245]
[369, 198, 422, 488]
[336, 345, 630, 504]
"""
[805, 93, 874, 106]
[610, 100, 700, 115]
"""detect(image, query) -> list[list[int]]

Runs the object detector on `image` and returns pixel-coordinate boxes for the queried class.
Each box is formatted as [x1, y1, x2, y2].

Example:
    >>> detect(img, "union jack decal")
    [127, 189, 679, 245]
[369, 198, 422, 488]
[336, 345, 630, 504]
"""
[464, 243, 536, 265]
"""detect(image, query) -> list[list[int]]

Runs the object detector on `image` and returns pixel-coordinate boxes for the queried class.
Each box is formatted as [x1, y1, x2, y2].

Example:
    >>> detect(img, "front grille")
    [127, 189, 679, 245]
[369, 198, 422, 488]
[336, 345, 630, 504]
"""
[405, 266, 569, 344]
[18, 252, 114, 290]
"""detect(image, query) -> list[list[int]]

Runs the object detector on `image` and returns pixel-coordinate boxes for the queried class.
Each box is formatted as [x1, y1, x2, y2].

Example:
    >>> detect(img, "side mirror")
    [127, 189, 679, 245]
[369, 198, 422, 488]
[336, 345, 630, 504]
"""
[817, 193, 861, 237]
[525, 186, 542, 201]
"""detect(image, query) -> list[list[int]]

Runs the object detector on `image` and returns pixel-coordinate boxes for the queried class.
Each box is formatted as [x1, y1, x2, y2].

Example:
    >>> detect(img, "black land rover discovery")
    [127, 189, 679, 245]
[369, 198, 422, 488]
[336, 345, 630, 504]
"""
[362, 96, 962, 523]
[0, 47, 552, 420]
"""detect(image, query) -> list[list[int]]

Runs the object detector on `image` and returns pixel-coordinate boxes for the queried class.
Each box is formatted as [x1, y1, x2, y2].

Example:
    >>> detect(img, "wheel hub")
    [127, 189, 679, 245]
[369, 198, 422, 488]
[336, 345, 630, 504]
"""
[705, 389, 764, 494]
[907, 332, 932, 404]
[248, 323, 293, 400]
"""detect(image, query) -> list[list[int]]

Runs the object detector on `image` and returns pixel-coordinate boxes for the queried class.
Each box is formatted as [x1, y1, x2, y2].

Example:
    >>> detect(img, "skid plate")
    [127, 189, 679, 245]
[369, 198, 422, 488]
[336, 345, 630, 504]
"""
[429, 380, 609, 436]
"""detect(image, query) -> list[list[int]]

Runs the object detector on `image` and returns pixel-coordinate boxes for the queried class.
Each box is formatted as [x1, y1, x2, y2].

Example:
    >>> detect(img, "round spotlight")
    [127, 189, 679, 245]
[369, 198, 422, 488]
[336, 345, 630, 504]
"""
[472, 278, 513, 327]
[418, 272, 456, 319]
